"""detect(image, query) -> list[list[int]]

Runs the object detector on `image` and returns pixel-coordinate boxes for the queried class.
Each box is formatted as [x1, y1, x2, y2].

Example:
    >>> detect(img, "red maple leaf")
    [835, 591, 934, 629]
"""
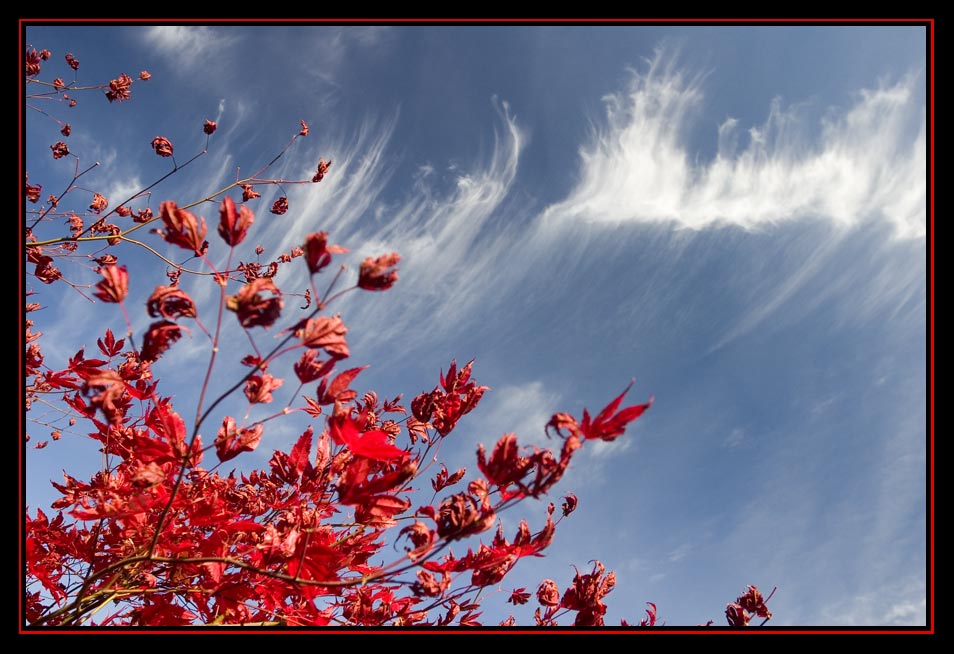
[93, 265, 129, 303]
[147, 285, 196, 320]
[302, 231, 348, 275]
[295, 315, 349, 358]
[580, 381, 652, 442]
[214, 417, 263, 462]
[159, 201, 207, 255]
[217, 196, 254, 246]
[226, 278, 283, 329]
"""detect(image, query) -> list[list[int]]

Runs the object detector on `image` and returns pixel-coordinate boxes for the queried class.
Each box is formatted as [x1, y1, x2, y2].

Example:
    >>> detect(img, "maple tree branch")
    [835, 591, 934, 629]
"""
[27, 161, 100, 232]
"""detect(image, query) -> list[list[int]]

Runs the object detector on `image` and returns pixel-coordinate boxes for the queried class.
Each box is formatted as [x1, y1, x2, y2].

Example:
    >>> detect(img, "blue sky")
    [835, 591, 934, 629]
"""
[24, 24, 928, 627]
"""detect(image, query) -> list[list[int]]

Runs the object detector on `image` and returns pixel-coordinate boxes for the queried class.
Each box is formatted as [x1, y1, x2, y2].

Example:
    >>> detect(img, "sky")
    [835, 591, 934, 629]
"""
[23, 23, 929, 627]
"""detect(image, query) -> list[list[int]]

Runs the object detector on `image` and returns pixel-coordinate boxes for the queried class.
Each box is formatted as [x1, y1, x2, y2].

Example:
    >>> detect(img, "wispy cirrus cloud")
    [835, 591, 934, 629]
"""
[814, 577, 927, 626]
[298, 27, 393, 86]
[465, 381, 562, 450]
[141, 26, 241, 72]
[530, 48, 925, 356]
[542, 48, 925, 240]
[249, 98, 526, 364]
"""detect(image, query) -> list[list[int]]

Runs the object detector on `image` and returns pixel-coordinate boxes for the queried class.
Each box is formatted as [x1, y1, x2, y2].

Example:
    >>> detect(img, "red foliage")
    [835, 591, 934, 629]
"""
[151, 136, 174, 157]
[159, 201, 207, 255]
[146, 285, 196, 320]
[226, 278, 283, 329]
[50, 141, 69, 159]
[26, 48, 42, 77]
[270, 196, 289, 215]
[312, 158, 332, 182]
[303, 231, 348, 275]
[26, 179, 42, 203]
[106, 73, 134, 102]
[241, 184, 260, 202]
[92, 264, 129, 303]
[89, 192, 108, 214]
[217, 196, 254, 246]
[357, 253, 400, 291]
[22, 44, 771, 629]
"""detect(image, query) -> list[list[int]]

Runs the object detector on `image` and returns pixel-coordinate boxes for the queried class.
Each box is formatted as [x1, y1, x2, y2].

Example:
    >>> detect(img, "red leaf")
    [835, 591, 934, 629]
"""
[217, 196, 255, 247]
[302, 231, 348, 275]
[357, 253, 400, 291]
[105, 74, 133, 102]
[640, 602, 657, 626]
[226, 278, 283, 329]
[221, 520, 265, 535]
[353, 494, 412, 527]
[132, 431, 175, 463]
[151, 136, 174, 157]
[288, 427, 314, 476]
[329, 416, 358, 446]
[312, 158, 331, 182]
[140, 320, 183, 363]
[580, 381, 653, 442]
[148, 400, 187, 458]
[64, 392, 95, 417]
[45, 370, 81, 390]
[319, 365, 368, 404]
[345, 428, 407, 462]
[96, 328, 125, 357]
[147, 285, 197, 321]
[202, 561, 224, 584]
[440, 359, 460, 393]
[93, 265, 128, 303]
[301, 396, 323, 417]
[241, 184, 260, 202]
[294, 349, 334, 384]
[295, 315, 349, 358]
[159, 201, 207, 255]
[270, 197, 289, 215]
[214, 417, 264, 462]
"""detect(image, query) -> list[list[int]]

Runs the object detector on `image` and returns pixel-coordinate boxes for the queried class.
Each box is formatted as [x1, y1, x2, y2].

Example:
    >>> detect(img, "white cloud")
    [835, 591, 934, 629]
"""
[141, 27, 240, 71]
[585, 437, 633, 460]
[98, 174, 147, 218]
[542, 48, 925, 240]
[882, 598, 927, 624]
[817, 578, 927, 626]
[258, 98, 527, 363]
[707, 213, 926, 353]
[707, 228, 848, 352]
[467, 381, 562, 450]
[286, 27, 393, 89]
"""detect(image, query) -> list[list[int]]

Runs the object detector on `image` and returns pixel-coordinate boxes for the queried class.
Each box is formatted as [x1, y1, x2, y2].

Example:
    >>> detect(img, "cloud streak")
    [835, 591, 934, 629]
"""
[250, 99, 526, 365]
[541, 49, 925, 239]
[141, 27, 241, 72]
